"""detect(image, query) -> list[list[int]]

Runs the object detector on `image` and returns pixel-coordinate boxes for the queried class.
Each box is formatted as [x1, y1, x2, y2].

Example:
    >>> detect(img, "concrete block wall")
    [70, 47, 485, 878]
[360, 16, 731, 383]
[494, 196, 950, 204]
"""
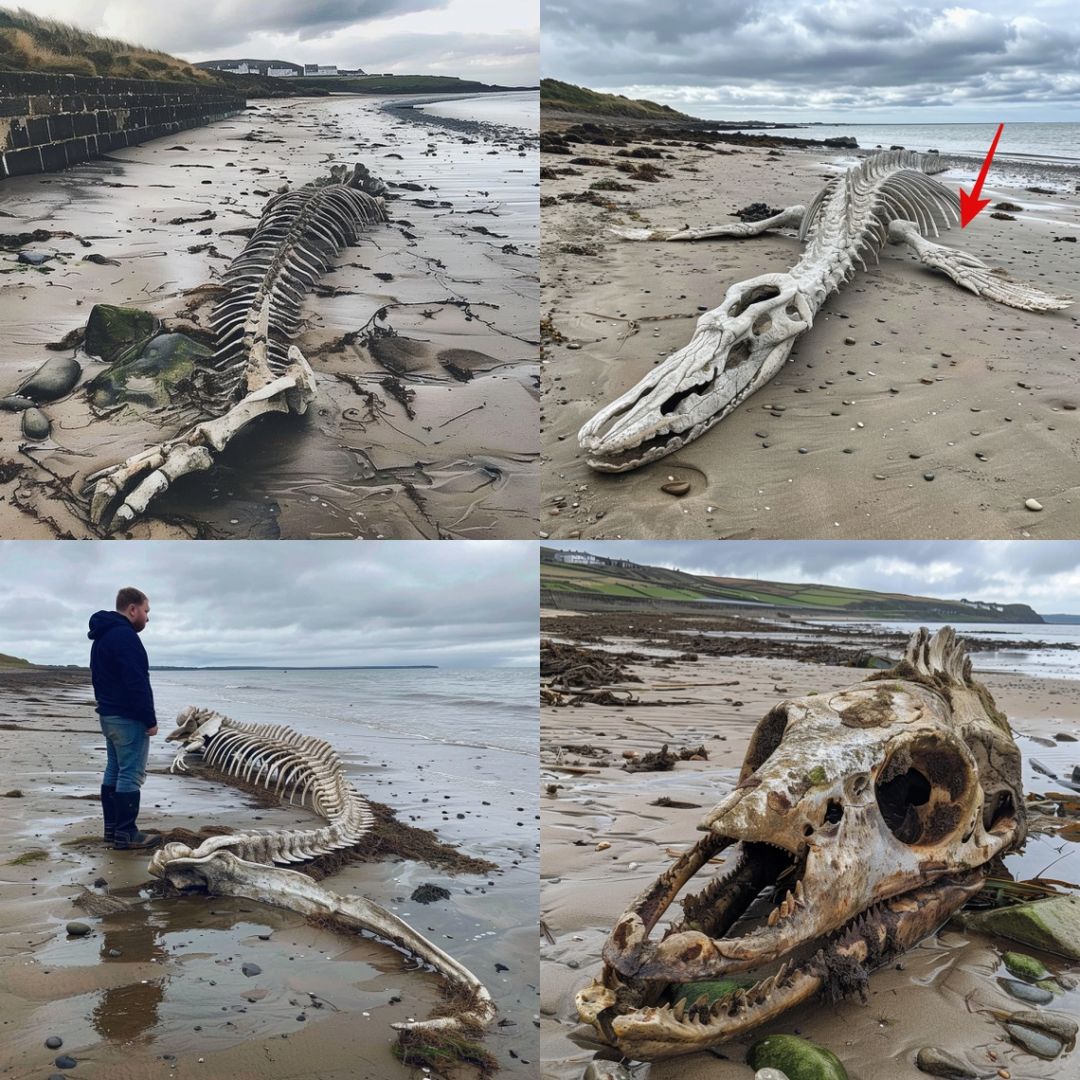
[0, 72, 246, 179]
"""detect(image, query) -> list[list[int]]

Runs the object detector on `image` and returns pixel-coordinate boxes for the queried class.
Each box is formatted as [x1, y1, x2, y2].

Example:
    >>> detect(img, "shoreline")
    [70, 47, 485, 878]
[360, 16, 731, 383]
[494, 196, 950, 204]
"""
[539, 615, 1080, 1080]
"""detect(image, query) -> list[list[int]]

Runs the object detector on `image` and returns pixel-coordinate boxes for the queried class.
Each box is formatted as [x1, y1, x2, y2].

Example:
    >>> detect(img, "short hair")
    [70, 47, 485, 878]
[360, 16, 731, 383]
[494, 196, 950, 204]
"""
[115, 587, 148, 611]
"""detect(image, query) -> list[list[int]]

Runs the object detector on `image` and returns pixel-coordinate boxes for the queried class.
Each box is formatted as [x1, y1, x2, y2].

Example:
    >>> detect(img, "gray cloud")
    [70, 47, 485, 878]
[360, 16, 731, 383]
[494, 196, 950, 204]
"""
[0, 541, 538, 668]
[544, 541, 1080, 614]
[542, 0, 1080, 117]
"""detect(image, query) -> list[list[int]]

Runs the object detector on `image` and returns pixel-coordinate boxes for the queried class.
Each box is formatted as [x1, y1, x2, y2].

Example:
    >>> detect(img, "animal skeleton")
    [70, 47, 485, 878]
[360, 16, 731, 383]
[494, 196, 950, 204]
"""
[576, 627, 1025, 1061]
[151, 706, 495, 1043]
[578, 151, 1073, 472]
[85, 163, 388, 531]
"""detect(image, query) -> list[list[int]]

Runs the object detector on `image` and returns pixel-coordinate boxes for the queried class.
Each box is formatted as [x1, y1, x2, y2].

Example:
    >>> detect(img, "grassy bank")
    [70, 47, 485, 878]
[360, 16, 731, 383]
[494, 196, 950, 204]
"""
[540, 78, 694, 120]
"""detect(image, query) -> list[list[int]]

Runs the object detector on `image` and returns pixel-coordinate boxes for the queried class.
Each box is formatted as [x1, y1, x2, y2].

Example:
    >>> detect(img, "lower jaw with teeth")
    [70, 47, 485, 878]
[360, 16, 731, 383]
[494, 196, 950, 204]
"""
[576, 871, 985, 1061]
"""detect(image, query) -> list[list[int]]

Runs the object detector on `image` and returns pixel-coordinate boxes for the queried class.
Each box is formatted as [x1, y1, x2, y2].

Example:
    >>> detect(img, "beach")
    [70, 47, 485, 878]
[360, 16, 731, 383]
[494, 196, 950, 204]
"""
[0, 665, 538, 1079]
[0, 92, 539, 539]
[540, 115, 1080, 540]
[539, 612, 1080, 1079]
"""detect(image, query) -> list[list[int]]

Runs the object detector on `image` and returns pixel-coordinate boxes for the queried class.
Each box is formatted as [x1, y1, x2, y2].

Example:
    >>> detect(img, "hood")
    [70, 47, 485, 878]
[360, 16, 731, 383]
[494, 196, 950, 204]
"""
[88, 610, 132, 640]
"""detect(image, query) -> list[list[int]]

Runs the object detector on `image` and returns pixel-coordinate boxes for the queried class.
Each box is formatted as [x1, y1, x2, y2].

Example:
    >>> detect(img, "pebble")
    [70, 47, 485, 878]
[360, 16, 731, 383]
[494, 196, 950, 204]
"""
[241, 962, 261, 977]
[661, 481, 690, 496]
[1004, 1022, 1063, 1059]
[21, 407, 50, 440]
[1007, 1009, 1078, 1041]
[0, 395, 34, 411]
[998, 977, 1053, 1004]
[45, 1036, 63, 1049]
[18, 250, 51, 265]
[65, 922, 91, 937]
[923, 473, 935, 481]
[843, 337, 856, 346]
[756, 1071, 791, 1080]
[18, 354, 81, 402]
[107, 948, 121, 957]
[54, 1056, 77, 1069]
[915, 1047, 977, 1078]
[1025, 498, 1043, 511]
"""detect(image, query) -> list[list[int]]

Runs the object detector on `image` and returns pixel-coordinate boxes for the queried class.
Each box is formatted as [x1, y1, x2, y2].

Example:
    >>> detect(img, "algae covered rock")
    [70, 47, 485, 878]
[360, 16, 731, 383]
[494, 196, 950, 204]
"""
[748, 1034, 848, 1080]
[671, 977, 755, 1007]
[88, 333, 208, 409]
[84, 304, 160, 365]
[967, 896, 1080, 961]
[17, 355, 81, 402]
[1002, 951, 1050, 981]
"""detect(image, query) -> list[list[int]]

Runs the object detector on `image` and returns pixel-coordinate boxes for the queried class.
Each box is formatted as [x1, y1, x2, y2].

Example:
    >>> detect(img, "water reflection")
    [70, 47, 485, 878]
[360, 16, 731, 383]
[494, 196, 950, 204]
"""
[92, 918, 167, 1042]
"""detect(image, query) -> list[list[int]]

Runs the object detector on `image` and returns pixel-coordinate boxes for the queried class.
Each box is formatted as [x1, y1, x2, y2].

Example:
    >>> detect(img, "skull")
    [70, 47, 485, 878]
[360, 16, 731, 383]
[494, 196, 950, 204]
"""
[577, 271, 814, 472]
[576, 627, 1025, 1059]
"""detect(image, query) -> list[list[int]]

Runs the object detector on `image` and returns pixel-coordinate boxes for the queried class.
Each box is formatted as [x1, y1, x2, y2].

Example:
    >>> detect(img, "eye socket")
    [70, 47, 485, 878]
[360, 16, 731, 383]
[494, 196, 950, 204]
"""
[875, 738, 971, 846]
[824, 800, 844, 825]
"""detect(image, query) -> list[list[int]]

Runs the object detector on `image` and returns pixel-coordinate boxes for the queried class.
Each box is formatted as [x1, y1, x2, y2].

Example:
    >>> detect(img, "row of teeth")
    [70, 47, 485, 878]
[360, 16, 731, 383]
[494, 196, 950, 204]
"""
[766, 878, 806, 927]
[664, 960, 799, 1026]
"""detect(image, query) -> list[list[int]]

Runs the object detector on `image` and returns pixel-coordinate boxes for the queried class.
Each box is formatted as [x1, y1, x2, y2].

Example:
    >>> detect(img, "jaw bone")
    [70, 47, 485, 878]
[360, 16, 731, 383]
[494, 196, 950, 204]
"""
[578, 150, 1072, 472]
[151, 706, 496, 1041]
[576, 627, 1025, 1060]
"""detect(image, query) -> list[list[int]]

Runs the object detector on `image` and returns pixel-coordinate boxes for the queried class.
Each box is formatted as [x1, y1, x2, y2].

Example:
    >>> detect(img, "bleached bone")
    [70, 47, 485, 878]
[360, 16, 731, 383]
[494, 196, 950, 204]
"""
[152, 706, 496, 1038]
[86, 163, 388, 532]
[578, 151, 1073, 472]
[576, 628, 1026, 1060]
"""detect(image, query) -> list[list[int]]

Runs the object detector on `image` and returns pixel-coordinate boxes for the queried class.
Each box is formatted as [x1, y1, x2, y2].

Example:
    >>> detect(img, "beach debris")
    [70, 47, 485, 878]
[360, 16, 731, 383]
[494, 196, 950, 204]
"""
[580, 151, 1073, 471]
[64, 921, 91, 936]
[915, 1046, 978, 1078]
[17, 250, 51, 265]
[622, 744, 707, 772]
[16, 355, 81, 403]
[993, 202, 1023, 212]
[966, 897, 1080, 960]
[84, 163, 389, 533]
[84, 304, 161, 365]
[734, 202, 783, 222]
[747, 1034, 848, 1080]
[149, 706, 495, 1058]
[73, 884, 131, 915]
[575, 627, 1026, 1060]
[541, 640, 642, 707]
[411, 883, 451, 904]
[20, 407, 49, 440]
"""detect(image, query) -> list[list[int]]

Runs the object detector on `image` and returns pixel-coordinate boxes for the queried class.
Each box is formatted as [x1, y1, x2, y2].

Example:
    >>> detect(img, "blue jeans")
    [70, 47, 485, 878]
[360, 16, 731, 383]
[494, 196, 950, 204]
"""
[100, 715, 150, 793]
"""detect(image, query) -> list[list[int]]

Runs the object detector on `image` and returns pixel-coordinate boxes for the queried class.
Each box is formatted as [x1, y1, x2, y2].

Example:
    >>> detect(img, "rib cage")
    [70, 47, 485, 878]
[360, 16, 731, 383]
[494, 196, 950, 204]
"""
[202, 165, 388, 410]
[164, 706, 374, 867]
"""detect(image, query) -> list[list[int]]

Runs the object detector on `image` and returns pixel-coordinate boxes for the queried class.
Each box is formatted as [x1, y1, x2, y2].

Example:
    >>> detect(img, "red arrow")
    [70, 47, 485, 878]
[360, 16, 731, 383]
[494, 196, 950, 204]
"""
[959, 123, 1004, 227]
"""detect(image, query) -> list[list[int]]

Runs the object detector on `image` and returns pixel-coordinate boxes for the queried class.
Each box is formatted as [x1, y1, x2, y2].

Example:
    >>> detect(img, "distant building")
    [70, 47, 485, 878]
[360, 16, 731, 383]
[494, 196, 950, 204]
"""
[304, 64, 339, 76]
[553, 551, 603, 567]
[197, 59, 303, 77]
[268, 66, 302, 78]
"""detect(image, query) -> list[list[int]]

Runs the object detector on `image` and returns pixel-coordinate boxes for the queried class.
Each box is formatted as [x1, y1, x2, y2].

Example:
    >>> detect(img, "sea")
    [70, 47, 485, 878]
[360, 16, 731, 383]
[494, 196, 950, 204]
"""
[413, 89, 539, 134]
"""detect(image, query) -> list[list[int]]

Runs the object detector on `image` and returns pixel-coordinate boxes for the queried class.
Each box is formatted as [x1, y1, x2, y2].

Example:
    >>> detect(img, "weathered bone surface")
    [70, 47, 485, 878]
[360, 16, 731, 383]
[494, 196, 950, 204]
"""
[86, 163, 388, 531]
[579, 151, 1073, 472]
[151, 706, 495, 1038]
[575, 627, 1025, 1061]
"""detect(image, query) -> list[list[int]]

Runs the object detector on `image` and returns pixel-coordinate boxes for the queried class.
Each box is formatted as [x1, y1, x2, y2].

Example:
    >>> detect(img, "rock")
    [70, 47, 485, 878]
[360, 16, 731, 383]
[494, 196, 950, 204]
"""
[844, 337, 856, 346]
[17, 355, 81, 402]
[967, 897, 1080, 960]
[54, 1056, 77, 1069]
[748, 1034, 848, 1080]
[45, 1036, 63, 1049]
[1007, 1009, 1078, 1042]
[756, 1071, 791, 1080]
[410, 883, 451, 904]
[661, 481, 690, 496]
[924, 473, 935, 481]
[1004, 1023, 1063, 1059]
[915, 1046, 977, 1078]
[1002, 950, 1051, 980]
[584, 1063, 633, 1080]
[1025, 499, 1043, 512]
[83, 304, 160, 365]
[107, 948, 121, 957]
[18, 250, 51, 265]
[998, 977, 1054, 1004]
[241, 962, 261, 977]
[823, 137, 858, 149]
[88, 332, 209, 409]
[0, 395, 34, 411]
[65, 922, 91, 937]
[993, 202, 1023, 212]
[21, 407, 49, 440]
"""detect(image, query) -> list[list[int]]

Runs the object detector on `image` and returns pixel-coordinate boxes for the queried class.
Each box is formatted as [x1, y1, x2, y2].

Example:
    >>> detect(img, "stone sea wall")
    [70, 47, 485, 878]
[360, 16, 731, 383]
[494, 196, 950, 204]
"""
[0, 72, 245, 179]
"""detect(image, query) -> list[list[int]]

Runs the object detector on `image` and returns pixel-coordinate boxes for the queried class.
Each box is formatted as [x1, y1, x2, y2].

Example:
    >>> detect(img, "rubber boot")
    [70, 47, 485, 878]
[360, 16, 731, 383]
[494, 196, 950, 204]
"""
[100, 784, 118, 843]
[113, 789, 162, 850]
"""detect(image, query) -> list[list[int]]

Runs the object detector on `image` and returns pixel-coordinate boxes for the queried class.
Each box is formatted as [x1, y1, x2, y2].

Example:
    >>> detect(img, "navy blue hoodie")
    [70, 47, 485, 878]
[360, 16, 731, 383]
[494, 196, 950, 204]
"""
[88, 610, 156, 729]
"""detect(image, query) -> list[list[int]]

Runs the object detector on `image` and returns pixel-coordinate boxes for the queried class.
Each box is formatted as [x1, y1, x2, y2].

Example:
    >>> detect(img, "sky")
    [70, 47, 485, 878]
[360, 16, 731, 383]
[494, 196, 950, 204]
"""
[545, 540, 1080, 614]
[542, 0, 1080, 122]
[0, 541, 538, 668]
[15, 0, 538, 86]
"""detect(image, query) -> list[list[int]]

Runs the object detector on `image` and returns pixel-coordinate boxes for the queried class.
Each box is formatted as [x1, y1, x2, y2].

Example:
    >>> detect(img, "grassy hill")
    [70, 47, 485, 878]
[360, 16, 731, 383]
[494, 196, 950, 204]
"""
[216, 70, 529, 98]
[0, 7, 212, 81]
[0, 652, 32, 668]
[540, 549, 1042, 623]
[540, 78, 695, 121]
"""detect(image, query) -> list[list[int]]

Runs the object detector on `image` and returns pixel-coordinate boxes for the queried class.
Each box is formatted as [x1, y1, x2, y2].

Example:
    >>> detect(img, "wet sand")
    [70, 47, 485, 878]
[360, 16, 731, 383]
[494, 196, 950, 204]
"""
[0, 94, 538, 539]
[0, 668, 537, 1078]
[540, 116, 1080, 540]
[540, 616, 1080, 1079]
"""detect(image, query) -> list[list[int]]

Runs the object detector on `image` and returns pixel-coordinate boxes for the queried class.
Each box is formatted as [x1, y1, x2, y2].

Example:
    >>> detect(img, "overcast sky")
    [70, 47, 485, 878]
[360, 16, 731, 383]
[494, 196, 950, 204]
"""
[543, 0, 1080, 122]
[546, 541, 1080, 614]
[17, 0, 538, 86]
[0, 542, 537, 668]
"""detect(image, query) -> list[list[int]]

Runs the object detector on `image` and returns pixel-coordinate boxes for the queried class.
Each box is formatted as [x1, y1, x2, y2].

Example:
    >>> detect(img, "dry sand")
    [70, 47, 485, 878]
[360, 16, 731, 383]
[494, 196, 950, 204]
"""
[540, 118, 1080, 539]
[540, 619, 1080, 1079]
[0, 668, 536, 1079]
[0, 94, 538, 539]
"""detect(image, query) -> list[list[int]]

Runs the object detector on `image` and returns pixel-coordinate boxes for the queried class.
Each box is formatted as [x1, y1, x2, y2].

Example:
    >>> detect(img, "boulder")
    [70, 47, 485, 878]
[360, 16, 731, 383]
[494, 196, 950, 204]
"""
[17, 355, 81, 402]
[965, 895, 1080, 960]
[88, 333, 209, 410]
[748, 1034, 848, 1080]
[21, 407, 50, 440]
[84, 304, 160, 365]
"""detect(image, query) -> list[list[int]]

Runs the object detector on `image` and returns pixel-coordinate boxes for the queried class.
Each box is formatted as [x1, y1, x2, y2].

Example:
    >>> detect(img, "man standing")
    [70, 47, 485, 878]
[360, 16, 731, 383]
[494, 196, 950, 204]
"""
[89, 587, 162, 851]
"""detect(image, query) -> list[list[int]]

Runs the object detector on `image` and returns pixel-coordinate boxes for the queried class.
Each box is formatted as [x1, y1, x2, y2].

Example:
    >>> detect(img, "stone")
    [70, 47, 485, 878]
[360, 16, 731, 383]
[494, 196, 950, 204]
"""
[998, 977, 1054, 1004]
[748, 1034, 848, 1080]
[17, 250, 51, 265]
[756, 1071, 792, 1080]
[0, 395, 34, 411]
[54, 1056, 77, 1069]
[1007, 1009, 1077, 1042]
[661, 481, 690, 496]
[1025, 499, 1043, 512]
[45, 1036, 63, 1049]
[584, 1062, 633, 1080]
[1004, 1023, 1062, 1059]
[65, 921, 91, 936]
[17, 355, 81, 402]
[410, 883, 451, 904]
[915, 1046, 977, 1078]
[83, 304, 160, 365]
[21, 407, 49, 440]
[88, 333, 209, 409]
[1002, 951, 1051, 980]
[241, 962, 261, 977]
[966, 897, 1080, 960]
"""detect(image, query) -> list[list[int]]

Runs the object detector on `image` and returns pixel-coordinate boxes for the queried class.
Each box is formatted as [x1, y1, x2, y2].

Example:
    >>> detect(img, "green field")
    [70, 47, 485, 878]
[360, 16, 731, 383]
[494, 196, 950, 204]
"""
[540, 78, 694, 121]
